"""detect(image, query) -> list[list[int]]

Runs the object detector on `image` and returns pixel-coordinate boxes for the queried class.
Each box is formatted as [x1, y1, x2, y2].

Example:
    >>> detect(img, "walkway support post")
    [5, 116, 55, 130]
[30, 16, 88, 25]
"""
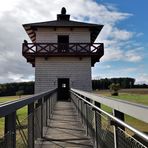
[86, 103, 88, 136]
[113, 109, 125, 148]
[28, 103, 34, 148]
[5, 112, 16, 148]
[34, 98, 42, 139]
[42, 96, 47, 127]
[94, 101, 101, 148]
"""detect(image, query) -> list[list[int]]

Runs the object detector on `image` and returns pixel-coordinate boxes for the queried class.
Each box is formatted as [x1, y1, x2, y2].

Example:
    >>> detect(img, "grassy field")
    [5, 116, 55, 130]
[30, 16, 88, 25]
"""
[94, 89, 148, 133]
[0, 89, 148, 137]
[0, 96, 27, 138]
[0, 96, 19, 103]
[95, 88, 148, 105]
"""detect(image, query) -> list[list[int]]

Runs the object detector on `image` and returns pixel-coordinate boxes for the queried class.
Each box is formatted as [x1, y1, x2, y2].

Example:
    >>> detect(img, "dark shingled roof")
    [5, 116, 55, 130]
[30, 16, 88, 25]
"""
[23, 20, 102, 28]
[23, 13, 103, 43]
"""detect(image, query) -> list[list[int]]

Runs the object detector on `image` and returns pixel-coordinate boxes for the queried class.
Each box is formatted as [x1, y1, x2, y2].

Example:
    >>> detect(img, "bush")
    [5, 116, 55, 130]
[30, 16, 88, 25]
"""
[16, 90, 24, 98]
[109, 83, 120, 96]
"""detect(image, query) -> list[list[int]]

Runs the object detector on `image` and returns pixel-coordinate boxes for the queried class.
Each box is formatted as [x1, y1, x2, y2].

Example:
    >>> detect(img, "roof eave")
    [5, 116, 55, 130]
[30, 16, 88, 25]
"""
[23, 23, 104, 43]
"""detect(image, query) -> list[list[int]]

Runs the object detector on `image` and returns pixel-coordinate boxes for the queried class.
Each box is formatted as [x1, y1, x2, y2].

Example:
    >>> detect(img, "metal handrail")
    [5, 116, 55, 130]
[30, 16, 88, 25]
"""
[0, 88, 57, 117]
[71, 89, 148, 142]
[0, 88, 58, 148]
[71, 88, 148, 123]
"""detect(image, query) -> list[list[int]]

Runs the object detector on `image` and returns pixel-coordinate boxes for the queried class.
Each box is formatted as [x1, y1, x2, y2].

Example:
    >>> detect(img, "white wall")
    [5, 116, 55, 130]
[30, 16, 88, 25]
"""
[35, 57, 92, 93]
[36, 28, 90, 43]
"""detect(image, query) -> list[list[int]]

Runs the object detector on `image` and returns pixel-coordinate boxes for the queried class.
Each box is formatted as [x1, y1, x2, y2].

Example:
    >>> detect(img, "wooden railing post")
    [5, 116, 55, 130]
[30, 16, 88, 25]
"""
[42, 97, 47, 127]
[5, 112, 16, 148]
[113, 109, 125, 148]
[94, 101, 101, 148]
[48, 97, 51, 119]
[86, 103, 88, 136]
[46, 97, 48, 126]
[34, 99, 42, 139]
[28, 103, 34, 148]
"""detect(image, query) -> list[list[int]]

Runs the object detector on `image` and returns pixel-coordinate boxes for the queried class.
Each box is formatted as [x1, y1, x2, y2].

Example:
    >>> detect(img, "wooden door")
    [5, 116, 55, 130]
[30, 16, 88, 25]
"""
[57, 78, 70, 101]
[58, 35, 69, 52]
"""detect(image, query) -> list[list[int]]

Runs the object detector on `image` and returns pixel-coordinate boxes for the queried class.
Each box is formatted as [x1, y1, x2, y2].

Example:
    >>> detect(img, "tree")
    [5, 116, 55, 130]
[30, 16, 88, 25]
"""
[109, 83, 120, 96]
[16, 90, 24, 98]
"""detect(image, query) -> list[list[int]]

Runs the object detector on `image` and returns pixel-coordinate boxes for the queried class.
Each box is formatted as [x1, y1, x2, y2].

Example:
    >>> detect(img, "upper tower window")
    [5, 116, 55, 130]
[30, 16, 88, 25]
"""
[58, 35, 69, 52]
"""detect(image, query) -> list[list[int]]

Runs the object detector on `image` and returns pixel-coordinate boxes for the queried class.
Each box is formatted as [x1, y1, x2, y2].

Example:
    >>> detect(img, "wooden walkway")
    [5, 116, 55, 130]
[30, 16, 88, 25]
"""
[35, 101, 94, 148]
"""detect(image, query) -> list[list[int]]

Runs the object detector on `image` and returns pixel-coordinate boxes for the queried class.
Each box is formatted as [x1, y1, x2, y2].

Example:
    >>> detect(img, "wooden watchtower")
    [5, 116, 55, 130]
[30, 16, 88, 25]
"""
[22, 7, 104, 100]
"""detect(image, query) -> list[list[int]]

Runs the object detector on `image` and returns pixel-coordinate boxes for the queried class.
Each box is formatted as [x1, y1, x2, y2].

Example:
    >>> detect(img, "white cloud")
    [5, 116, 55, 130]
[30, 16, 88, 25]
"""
[135, 74, 148, 84]
[102, 47, 124, 62]
[111, 28, 133, 41]
[93, 67, 138, 80]
[0, 0, 146, 83]
[125, 50, 142, 62]
[8, 72, 34, 82]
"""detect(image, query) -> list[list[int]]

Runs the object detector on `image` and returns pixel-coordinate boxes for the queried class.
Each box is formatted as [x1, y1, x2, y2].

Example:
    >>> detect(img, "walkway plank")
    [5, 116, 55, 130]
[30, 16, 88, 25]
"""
[35, 101, 94, 148]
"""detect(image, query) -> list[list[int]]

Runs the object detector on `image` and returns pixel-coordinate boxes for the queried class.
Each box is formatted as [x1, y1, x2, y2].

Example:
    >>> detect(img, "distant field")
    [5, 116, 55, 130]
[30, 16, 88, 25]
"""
[94, 88, 148, 133]
[0, 96, 27, 138]
[0, 96, 19, 104]
[0, 89, 148, 137]
[95, 88, 148, 105]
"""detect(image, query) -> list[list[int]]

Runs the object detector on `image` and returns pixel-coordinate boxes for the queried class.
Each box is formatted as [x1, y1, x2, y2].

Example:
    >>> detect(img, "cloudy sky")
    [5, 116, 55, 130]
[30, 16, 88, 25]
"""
[0, 0, 147, 84]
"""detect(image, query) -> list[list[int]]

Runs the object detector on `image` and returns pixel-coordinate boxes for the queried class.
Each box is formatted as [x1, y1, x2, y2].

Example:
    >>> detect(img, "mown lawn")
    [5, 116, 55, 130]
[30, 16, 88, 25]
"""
[0, 96, 27, 138]
[0, 90, 148, 138]
[0, 96, 19, 103]
[95, 89, 148, 105]
[95, 89, 148, 133]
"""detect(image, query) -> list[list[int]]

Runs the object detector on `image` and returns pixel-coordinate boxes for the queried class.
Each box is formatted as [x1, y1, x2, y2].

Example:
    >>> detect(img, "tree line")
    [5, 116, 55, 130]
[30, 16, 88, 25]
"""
[0, 78, 148, 96]
[92, 77, 148, 90]
[0, 81, 34, 96]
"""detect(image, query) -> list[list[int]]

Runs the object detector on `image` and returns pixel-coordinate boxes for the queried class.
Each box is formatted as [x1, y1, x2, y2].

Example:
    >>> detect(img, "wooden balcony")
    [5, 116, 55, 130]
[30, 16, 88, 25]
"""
[22, 42, 104, 67]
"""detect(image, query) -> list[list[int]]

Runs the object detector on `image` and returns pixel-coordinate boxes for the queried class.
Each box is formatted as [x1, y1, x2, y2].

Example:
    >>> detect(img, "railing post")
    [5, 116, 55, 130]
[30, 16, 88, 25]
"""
[48, 97, 51, 119]
[94, 101, 101, 148]
[81, 100, 83, 124]
[78, 99, 80, 117]
[82, 100, 85, 125]
[86, 103, 88, 136]
[51, 97, 53, 114]
[28, 103, 34, 148]
[5, 112, 16, 148]
[34, 99, 42, 139]
[42, 97, 46, 127]
[95, 110, 98, 148]
[41, 96, 47, 136]
[46, 97, 48, 125]
[41, 97, 44, 138]
[113, 109, 125, 148]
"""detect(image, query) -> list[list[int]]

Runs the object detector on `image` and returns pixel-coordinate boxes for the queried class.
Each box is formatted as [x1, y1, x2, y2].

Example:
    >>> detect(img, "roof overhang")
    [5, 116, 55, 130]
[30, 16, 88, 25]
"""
[23, 20, 103, 43]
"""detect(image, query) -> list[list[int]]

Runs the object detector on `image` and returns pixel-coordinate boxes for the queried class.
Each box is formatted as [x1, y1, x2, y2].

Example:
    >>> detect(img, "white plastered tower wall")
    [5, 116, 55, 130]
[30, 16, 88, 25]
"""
[35, 27, 92, 93]
[36, 28, 90, 43]
[22, 8, 104, 94]
[35, 57, 92, 93]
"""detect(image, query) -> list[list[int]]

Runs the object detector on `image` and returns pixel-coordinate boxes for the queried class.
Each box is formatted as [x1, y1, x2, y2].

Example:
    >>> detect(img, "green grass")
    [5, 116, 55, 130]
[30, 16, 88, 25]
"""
[112, 93, 148, 105]
[95, 89, 148, 105]
[0, 96, 19, 103]
[95, 89, 148, 133]
[0, 90, 148, 138]
[0, 96, 27, 138]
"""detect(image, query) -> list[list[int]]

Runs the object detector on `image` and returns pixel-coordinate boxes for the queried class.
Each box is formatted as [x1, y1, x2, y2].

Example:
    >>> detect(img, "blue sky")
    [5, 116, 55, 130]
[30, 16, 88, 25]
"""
[0, 0, 147, 84]
[92, 0, 148, 84]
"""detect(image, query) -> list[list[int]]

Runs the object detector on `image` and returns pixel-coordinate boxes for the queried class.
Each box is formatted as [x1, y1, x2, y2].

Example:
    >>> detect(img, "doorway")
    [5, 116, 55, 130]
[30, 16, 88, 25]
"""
[57, 78, 70, 101]
[58, 35, 69, 52]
